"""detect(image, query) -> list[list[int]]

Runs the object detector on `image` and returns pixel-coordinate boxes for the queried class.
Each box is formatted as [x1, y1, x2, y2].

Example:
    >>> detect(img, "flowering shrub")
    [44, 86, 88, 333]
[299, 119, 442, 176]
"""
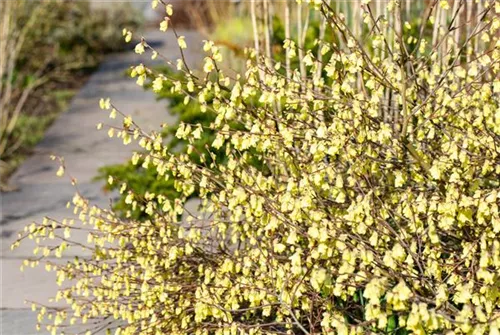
[14, 1, 500, 334]
[96, 11, 335, 219]
[96, 67, 230, 220]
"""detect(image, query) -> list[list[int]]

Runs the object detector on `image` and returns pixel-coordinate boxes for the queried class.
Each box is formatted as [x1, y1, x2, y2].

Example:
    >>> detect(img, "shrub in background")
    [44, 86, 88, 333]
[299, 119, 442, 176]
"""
[0, 0, 141, 186]
[15, 1, 500, 334]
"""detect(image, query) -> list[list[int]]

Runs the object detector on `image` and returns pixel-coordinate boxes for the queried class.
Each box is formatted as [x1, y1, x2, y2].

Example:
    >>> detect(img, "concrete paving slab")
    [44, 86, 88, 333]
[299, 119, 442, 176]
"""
[0, 309, 112, 335]
[1, 309, 44, 335]
[0, 259, 61, 310]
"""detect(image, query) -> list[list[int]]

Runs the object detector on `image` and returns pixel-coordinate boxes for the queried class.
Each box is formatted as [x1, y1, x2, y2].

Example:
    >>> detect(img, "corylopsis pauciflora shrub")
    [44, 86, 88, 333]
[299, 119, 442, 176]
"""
[14, 0, 500, 334]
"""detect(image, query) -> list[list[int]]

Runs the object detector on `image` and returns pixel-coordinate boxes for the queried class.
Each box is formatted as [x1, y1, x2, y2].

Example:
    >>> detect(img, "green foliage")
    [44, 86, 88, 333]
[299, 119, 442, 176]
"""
[0, 0, 141, 184]
[11, 108, 59, 149]
[16, 1, 141, 72]
[211, 17, 255, 46]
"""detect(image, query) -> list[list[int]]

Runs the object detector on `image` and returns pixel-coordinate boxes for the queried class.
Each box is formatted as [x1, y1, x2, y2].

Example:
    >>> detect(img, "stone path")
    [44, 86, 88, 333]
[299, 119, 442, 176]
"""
[0, 7, 202, 332]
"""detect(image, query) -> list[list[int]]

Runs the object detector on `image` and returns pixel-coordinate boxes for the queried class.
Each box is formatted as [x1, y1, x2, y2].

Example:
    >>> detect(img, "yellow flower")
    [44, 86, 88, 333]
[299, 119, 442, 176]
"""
[159, 18, 168, 32]
[56, 166, 65, 177]
[166, 4, 173, 16]
[134, 43, 145, 55]
[177, 36, 187, 49]
[152, 76, 164, 93]
[203, 57, 214, 73]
